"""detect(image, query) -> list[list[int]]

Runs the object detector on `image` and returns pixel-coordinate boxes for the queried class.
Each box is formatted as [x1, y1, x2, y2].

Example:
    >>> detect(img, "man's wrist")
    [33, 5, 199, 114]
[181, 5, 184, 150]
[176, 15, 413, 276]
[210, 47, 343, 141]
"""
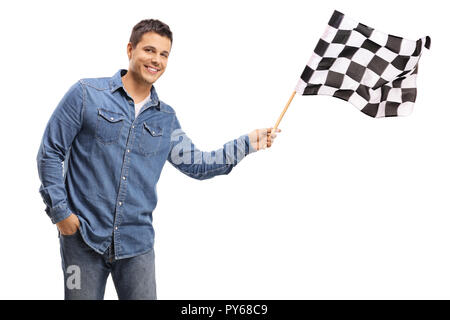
[245, 134, 257, 154]
[48, 205, 72, 224]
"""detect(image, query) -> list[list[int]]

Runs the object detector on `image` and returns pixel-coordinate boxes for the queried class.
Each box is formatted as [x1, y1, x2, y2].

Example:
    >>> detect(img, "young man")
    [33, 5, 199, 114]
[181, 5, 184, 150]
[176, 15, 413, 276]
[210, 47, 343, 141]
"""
[36, 19, 280, 300]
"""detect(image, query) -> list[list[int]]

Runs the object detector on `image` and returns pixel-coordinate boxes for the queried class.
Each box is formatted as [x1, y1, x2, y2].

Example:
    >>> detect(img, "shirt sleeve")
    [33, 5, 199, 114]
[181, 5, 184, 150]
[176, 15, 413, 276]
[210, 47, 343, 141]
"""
[167, 114, 257, 180]
[36, 81, 84, 224]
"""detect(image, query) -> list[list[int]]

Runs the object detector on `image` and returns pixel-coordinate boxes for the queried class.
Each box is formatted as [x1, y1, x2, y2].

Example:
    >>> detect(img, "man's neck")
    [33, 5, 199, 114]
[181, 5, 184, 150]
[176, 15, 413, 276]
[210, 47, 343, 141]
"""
[122, 70, 152, 104]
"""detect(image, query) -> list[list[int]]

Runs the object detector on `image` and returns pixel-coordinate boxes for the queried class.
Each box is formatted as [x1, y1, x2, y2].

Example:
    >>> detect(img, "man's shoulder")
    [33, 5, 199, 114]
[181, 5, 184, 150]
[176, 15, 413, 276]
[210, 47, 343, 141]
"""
[159, 100, 176, 114]
[78, 75, 112, 91]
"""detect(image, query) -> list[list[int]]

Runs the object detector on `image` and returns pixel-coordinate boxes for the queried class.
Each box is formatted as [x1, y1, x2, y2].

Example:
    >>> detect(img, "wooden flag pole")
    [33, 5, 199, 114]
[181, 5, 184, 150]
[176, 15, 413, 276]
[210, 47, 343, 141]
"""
[272, 90, 297, 133]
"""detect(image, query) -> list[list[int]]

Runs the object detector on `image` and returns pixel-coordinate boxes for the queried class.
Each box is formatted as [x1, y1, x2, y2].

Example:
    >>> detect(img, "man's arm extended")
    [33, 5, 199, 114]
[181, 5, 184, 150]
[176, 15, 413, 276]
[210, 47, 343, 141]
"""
[167, 116, 280, 180]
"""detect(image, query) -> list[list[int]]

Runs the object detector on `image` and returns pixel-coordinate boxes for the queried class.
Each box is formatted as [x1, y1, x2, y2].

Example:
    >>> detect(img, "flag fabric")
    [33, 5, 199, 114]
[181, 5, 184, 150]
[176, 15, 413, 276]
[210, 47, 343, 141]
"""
[296, 10, 430, 118]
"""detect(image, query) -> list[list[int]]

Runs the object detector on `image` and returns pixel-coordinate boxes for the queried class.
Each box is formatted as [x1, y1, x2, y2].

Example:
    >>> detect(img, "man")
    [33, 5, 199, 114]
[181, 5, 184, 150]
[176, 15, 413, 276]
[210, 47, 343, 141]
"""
[36, 19, 280, 300]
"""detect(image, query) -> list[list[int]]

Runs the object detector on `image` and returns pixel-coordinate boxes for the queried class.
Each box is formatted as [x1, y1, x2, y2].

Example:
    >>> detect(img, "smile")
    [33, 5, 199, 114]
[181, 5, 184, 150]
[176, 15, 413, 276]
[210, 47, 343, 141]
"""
[145, 65, 160, 74]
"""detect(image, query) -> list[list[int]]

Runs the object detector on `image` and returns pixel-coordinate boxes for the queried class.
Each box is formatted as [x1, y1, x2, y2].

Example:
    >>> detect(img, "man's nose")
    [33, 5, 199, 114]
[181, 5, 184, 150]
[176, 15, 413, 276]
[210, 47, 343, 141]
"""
[151, 54, 161, 66]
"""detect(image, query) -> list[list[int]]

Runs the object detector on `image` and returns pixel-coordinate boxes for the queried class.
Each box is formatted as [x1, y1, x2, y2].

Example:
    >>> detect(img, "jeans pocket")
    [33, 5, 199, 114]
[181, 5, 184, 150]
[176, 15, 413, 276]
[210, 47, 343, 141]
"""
[60, 228, 80, 238]
[95, 108, 125, 144]
[139, 122, 163, 156]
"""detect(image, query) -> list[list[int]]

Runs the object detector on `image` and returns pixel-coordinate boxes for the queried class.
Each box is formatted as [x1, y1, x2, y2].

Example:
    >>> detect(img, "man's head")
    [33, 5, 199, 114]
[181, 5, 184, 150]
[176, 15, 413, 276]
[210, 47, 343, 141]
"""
[126, 19, 173, 86]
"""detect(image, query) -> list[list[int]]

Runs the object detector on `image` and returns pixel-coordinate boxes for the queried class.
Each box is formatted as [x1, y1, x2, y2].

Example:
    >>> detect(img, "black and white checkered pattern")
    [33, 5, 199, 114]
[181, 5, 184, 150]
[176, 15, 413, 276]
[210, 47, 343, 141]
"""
[296, 10, 430, 118]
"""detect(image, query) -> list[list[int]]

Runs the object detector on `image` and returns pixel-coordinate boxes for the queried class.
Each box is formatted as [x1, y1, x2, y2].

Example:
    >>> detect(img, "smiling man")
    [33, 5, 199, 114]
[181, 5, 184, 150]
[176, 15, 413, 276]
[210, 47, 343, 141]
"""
[36, 19, 280, 300]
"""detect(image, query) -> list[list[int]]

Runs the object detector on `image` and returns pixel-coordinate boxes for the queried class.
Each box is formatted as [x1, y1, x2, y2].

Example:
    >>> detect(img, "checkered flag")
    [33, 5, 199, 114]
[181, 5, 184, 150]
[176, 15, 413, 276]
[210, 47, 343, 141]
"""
[296, 10, 430, 118]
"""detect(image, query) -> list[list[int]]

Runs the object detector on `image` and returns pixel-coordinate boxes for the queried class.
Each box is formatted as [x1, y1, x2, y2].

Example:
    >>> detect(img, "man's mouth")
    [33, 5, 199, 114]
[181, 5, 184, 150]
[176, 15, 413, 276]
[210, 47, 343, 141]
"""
[145, 65, 160, 74]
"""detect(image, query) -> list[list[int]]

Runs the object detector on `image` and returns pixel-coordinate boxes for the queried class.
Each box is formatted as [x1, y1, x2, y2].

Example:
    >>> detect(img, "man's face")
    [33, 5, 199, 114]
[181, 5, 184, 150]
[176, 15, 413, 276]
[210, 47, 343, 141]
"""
[127, 32, 171, 85]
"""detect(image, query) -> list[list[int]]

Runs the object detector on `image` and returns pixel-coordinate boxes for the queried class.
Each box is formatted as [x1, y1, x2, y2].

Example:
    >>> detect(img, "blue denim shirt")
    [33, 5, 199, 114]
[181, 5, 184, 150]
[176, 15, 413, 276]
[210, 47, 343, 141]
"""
[37, 69, 255, 259]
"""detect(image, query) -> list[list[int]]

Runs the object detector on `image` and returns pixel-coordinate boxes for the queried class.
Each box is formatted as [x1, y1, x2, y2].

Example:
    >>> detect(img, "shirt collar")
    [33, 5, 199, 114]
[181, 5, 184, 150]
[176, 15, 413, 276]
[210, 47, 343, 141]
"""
[110, 69, 161, 111]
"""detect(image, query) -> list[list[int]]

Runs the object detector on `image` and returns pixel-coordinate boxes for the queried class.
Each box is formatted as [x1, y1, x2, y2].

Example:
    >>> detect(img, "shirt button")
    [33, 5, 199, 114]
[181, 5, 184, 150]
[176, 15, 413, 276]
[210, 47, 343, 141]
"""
[132, 125, 135, 129]
[152, 131, 155, 135]
[118, 201, 122, 206]
[115, 226, 118, 230]
[122, 176, 126, 180]
[110, 117, 114, 121]
[127, 149, 130, 153]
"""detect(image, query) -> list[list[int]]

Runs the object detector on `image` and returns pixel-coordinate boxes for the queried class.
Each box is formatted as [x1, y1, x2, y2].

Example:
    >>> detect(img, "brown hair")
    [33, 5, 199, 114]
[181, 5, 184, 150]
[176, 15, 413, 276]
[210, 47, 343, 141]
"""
[129, 19, 173, 48]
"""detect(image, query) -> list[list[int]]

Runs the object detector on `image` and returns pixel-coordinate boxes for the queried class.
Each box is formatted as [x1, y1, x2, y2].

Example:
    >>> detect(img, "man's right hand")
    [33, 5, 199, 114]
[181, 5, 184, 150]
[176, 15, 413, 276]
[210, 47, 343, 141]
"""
[248, 127, 281, 151]
[56, 213, 80, 236]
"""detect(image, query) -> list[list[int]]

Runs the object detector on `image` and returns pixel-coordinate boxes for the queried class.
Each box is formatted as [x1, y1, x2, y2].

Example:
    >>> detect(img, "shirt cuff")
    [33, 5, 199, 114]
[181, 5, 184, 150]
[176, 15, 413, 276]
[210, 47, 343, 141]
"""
[46, 204, 72, 224]
[245, 134, 257, 155]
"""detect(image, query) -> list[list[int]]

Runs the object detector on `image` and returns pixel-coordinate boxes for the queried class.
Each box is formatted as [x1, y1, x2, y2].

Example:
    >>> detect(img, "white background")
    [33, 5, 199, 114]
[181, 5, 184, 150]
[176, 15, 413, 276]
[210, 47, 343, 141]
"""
[0, 0, 448, 299]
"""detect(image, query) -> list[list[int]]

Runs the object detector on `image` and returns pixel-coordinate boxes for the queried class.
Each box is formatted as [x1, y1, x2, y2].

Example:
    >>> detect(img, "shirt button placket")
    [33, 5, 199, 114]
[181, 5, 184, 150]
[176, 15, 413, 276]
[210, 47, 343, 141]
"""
[113, 119, 136, 257]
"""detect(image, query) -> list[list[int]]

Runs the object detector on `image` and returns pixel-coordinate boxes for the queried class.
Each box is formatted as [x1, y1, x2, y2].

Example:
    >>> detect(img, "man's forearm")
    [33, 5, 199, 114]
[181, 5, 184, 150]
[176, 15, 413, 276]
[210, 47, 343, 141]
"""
[168, 132, 256, 180]
[37, 141, 73, 224]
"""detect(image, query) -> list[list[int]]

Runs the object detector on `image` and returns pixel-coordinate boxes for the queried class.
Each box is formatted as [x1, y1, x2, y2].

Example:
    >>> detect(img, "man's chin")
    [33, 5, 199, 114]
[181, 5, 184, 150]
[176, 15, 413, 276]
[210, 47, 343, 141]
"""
[140, 74, 156, 86]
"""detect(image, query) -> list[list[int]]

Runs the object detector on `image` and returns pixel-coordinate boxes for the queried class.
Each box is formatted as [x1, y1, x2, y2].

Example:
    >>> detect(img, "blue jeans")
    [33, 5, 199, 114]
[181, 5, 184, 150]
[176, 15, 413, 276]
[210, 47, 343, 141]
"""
[59, 229, 156, 300]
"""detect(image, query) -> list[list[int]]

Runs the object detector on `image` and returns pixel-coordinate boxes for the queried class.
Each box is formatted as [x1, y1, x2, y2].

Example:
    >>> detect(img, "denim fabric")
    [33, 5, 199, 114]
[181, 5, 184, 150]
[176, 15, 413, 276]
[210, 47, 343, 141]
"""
[37, 69, 255, 259]
[59, 230, 156, 300]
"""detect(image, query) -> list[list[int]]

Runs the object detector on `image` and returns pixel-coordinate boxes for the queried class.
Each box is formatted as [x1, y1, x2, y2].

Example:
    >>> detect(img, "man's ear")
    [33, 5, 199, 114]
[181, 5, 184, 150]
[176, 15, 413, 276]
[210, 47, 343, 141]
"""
[126, 42, 133, 60]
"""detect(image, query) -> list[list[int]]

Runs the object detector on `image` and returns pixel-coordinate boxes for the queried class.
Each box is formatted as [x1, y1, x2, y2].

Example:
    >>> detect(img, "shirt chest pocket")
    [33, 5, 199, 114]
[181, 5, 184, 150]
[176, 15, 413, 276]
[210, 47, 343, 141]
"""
[95, 108, 126, 144]
[138, 122, 163, 156]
